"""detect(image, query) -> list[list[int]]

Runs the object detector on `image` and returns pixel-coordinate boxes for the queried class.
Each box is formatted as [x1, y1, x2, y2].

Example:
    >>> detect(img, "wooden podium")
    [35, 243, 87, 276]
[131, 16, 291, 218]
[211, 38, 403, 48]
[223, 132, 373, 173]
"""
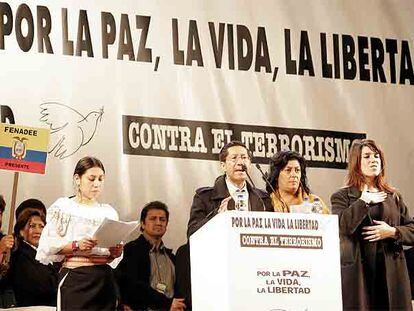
[190, 211, 342, 310]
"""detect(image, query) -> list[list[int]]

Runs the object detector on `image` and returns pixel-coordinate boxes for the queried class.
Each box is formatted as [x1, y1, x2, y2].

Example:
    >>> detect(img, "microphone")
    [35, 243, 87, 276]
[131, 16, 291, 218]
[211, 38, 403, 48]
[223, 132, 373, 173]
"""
[255, 163, 277, 194]
[241, 164, 258, 189]
[241, 164, 266, 212]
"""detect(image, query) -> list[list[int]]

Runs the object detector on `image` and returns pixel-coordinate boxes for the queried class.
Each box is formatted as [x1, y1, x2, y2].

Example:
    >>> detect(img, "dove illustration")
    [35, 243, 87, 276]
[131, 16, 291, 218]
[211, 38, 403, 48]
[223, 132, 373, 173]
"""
[39, 102, 104, 159]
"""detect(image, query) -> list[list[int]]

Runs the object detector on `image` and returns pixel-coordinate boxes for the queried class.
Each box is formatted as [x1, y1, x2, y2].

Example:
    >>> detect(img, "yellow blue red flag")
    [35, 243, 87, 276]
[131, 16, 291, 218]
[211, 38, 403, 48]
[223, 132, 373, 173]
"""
[0, 124, 50, 174]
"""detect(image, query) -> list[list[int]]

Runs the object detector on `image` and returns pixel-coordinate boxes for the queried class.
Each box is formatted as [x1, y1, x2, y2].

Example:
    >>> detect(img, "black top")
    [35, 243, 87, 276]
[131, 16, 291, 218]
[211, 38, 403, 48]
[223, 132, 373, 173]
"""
[187, 174, 273, 236]
[115, 234, 176, 310]
[9, 241, 58, 307]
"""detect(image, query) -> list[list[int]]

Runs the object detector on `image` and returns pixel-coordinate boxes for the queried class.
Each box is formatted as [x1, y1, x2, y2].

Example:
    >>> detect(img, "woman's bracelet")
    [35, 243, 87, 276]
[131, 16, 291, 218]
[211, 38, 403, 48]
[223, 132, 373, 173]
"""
[72, 240, 80, 253]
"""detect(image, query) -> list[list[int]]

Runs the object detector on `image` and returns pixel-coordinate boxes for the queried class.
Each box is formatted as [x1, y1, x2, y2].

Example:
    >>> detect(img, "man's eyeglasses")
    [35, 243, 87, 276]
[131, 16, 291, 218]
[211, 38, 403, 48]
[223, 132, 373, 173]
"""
[226, 154, 250, 163]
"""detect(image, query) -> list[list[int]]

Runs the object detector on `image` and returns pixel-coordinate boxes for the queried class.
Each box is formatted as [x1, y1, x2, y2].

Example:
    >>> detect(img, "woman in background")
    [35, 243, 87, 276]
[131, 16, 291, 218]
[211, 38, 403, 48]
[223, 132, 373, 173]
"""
[36, 156, 123, 311]
[266, 150, 329, 214]
[331, 139, 414, 310]
[10, 209, 58, 307]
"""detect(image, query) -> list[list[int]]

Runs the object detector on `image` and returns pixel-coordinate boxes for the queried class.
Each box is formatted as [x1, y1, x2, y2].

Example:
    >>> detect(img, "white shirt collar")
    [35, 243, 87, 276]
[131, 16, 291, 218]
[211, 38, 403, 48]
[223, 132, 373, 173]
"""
[225, 177, 249, 208]
[23, 240, 37, 250]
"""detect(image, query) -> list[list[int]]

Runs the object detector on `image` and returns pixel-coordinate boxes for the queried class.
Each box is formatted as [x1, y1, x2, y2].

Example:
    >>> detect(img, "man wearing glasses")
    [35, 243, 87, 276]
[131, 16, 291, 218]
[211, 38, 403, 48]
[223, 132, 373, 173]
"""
[187, 141, 273, 237]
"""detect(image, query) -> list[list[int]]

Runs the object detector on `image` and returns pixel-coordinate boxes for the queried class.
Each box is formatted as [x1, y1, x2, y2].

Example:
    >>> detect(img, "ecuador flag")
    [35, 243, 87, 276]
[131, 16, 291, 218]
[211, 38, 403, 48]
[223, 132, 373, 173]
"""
[0, 124, 50, 174]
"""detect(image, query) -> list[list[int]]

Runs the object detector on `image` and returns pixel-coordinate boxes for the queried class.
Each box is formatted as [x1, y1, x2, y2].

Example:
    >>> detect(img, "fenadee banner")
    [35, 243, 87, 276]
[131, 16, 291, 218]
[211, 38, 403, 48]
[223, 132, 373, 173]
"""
[0, 124, 50, 174]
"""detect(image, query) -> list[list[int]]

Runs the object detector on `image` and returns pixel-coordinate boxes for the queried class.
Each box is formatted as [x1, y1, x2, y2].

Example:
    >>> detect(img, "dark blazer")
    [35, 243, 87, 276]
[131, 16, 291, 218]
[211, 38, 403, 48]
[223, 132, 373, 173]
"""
[187, 174, 273, 237]
[0, 232, 16, 309]
[175, 242, 191, 309]
[331, 186, 414, 311]
[9, 241, 58, 307]
[115, 234, 175, 310]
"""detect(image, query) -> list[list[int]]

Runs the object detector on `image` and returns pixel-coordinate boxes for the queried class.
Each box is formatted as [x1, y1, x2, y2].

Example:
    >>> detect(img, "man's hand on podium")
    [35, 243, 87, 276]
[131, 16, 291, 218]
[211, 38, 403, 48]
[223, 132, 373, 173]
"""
[218, 196, 232, 213]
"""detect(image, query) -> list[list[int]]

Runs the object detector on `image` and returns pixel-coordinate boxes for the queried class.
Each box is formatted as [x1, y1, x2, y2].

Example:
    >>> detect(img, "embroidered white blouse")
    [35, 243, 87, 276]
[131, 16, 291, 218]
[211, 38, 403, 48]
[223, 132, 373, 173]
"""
[36, 197, 122, 268]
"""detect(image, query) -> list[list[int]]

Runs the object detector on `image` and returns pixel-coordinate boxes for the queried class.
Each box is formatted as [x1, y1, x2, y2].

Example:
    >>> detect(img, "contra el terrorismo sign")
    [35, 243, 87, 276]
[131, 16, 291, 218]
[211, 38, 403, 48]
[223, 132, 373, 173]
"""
[122, 115, 365, 169]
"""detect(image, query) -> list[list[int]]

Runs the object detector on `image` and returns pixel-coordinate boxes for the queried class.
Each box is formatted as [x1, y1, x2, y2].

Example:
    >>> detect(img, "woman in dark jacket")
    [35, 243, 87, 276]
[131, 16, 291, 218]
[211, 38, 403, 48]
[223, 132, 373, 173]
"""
[10, 209, 58, 307]
[331, 139, 414, 311]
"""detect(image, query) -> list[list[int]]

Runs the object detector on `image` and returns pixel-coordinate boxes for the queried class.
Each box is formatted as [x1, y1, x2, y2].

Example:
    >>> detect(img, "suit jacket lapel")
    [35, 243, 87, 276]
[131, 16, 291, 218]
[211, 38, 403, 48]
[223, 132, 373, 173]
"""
[211, 175, 235, 210]
[247, 182, 263, 211]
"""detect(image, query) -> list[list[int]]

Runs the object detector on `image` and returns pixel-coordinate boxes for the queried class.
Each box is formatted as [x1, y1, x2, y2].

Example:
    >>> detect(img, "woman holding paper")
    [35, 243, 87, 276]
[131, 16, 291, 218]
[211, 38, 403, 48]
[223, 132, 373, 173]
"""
[36, 156, 123, 311]
[266, 150, 329, 214]
[331, 139, 414, 310]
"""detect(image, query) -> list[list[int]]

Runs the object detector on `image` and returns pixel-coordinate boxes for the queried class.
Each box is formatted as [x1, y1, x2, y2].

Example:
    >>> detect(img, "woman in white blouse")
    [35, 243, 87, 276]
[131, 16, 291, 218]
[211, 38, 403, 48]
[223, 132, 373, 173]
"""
[36, 156, 123, 311]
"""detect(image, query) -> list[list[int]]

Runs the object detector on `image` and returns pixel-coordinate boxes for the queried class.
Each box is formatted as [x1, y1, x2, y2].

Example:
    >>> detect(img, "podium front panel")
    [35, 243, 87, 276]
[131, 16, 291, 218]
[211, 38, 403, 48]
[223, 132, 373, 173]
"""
[190, 211, 342, 311]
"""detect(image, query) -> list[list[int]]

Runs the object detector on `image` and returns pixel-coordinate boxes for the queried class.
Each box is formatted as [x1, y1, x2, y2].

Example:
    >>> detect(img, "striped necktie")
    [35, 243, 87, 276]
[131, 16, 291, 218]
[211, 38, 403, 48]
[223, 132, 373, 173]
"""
[235, 189, 248, 211]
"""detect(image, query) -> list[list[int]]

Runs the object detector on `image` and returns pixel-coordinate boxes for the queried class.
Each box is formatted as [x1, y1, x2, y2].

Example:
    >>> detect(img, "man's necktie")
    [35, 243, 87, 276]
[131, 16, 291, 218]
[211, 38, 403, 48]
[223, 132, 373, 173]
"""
[235, 189, 248, 211]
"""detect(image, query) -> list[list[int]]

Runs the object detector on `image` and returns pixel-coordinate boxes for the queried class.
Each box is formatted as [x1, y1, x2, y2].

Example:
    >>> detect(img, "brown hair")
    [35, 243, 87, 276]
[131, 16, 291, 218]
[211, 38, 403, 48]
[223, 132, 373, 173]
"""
[346, 139, 395, 193]
[14, 210, 46, 246]
[74, 156, 105, 177]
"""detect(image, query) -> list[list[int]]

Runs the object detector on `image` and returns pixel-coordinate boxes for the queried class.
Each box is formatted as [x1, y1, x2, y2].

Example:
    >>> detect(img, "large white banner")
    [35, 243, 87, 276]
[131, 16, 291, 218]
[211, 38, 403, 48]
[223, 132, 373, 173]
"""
[0, 0, 413, 249]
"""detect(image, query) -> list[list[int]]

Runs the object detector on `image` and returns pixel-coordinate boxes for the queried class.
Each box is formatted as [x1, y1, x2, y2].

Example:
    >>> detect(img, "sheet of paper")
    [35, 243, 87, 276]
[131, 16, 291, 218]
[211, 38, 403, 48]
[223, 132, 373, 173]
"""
[93, 218, 139, 248]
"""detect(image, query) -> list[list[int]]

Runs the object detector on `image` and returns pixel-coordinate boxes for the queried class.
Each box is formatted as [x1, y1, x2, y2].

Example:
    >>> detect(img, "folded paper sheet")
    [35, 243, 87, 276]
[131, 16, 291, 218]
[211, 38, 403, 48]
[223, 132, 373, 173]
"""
[93, 218, 139, 248]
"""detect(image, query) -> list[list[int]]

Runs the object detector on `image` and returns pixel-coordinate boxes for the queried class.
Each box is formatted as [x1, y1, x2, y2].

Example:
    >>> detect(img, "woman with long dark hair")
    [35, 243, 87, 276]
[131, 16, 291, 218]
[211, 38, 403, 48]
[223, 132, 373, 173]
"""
[36, 156, 123, 310]
[331, 139, 414, 310]
[266, 150, 329, 214]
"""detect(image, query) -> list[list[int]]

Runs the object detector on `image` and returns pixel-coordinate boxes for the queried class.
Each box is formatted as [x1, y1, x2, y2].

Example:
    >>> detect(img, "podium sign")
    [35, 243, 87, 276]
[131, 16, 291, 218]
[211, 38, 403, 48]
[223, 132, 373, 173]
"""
[190, 211, 342, 311]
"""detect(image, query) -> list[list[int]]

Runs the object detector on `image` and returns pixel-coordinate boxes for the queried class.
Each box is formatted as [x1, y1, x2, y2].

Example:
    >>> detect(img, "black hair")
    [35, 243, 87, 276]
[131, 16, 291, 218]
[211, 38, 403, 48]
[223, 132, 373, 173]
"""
[140, 201, 169, 232]
[218, 141, 252, 162]
[266, 150, 310, 195]
[0, 195, 5, 213]
[15, 198, 46, 219]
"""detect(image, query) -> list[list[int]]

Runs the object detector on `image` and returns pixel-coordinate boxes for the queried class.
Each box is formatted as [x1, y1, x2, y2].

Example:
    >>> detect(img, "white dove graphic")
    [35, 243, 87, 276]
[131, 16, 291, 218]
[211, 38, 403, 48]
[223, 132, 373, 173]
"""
[39, 102, 104, 159]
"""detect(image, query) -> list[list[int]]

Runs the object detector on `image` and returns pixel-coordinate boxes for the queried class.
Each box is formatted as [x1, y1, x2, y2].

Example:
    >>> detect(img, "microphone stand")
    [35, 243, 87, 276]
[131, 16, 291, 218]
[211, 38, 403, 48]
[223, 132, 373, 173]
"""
[241, 164, 267, 212]
[255, 163, 277, 194]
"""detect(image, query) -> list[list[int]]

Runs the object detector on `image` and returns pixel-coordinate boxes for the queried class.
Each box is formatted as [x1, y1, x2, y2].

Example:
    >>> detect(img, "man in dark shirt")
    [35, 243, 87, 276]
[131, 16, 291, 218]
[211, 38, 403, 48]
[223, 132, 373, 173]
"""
[187, 140, 273, 236]
[116, 201, 186, 310]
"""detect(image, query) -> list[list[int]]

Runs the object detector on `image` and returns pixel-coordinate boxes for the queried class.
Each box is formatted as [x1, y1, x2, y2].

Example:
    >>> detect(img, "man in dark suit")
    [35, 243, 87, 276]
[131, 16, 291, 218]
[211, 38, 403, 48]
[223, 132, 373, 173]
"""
[116, 201, 186, 311]
[187, 141, 273, 236]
